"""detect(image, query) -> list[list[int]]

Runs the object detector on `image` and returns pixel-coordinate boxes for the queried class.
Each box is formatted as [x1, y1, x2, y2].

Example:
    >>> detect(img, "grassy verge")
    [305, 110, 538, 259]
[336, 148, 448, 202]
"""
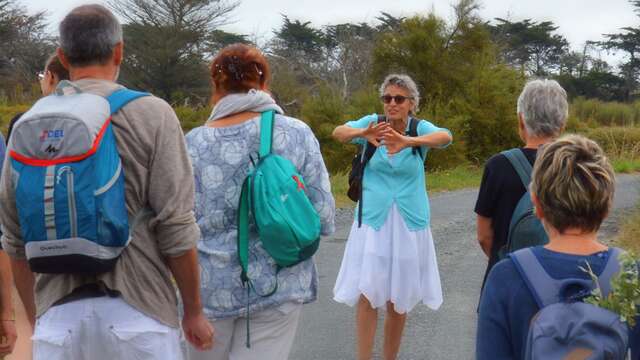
[425, 165, 483, 193]
[615, 208, 640, 253]
[612, 158, 640, 173]
[330, 165, 483, 209]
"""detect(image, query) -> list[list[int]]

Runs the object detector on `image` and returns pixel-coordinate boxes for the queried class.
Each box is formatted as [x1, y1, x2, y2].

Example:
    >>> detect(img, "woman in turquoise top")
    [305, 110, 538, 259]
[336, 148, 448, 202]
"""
[332, 74, 452, 360]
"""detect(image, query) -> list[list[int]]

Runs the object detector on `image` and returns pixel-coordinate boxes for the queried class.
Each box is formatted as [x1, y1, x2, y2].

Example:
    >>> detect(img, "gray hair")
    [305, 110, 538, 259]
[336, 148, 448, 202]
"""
[516, 79, 568, 138]
[59, 4, 123, 67]
[379, 74, 420, 113]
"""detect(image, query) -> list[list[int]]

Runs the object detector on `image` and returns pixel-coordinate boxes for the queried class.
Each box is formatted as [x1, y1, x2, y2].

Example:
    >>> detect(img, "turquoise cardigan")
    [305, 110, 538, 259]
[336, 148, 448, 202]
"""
[347, 114, 451, 231]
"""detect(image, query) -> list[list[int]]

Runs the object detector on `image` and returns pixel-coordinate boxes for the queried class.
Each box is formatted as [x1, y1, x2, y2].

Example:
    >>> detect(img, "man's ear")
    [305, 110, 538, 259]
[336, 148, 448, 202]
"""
[113, 42, 124, 66]
[57, 48, 70, 70]
[518, 113, 526, 133]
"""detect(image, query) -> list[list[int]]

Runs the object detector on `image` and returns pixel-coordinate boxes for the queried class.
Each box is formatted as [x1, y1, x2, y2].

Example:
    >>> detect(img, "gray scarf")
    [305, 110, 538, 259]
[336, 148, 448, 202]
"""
[207, 89, 283, 123]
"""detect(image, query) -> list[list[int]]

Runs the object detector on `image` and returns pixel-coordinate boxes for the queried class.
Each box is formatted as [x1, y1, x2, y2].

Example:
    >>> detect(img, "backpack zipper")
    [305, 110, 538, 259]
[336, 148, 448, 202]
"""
[66, 171, 77, 238]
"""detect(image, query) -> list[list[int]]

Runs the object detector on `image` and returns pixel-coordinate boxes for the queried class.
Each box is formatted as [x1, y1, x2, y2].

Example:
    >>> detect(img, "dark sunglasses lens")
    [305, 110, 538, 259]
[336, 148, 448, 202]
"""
[393, 96, 406, 104]
[382, 95, 408, 104]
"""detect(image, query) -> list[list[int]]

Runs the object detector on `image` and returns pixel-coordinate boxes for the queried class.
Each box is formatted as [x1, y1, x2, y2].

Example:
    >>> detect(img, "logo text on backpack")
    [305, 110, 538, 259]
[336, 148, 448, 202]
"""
[40, 130, 64, 142]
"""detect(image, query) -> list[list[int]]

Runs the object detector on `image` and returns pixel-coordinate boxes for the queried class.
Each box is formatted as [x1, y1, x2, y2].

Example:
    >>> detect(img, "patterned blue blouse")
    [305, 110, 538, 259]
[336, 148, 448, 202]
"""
[186, 114, 335, 319]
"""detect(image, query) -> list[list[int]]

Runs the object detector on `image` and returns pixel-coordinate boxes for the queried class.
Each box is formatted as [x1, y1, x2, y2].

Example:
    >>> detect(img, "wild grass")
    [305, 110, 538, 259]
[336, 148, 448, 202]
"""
[615, 208, 640, 253]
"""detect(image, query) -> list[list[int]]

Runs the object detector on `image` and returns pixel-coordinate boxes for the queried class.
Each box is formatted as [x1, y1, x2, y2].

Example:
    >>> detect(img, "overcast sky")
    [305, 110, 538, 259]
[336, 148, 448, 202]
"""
[20, 0, 640, 65]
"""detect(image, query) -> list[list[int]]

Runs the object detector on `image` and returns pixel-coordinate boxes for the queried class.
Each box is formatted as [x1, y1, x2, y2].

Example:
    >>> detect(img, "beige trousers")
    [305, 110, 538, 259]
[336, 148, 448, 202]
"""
[186, 302, 302, 360]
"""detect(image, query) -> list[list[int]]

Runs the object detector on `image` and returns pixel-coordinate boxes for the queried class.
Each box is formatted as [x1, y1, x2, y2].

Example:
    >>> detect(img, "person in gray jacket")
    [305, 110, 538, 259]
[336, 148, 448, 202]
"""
[0, 5, 213, 359]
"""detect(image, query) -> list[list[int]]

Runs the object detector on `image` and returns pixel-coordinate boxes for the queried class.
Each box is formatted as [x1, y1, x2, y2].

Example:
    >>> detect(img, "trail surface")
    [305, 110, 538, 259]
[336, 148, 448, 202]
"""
[290, 174, 640, 360]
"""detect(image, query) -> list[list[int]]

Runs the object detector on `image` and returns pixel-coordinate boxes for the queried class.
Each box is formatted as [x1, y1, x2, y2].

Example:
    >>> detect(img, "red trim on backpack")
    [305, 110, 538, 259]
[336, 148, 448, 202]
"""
[292, 175, 305, 191]
[10, 117, 112, 166]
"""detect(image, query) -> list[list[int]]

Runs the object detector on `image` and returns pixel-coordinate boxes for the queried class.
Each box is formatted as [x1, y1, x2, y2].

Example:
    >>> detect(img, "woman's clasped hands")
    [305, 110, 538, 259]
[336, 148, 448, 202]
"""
[361, 121, 411, 154]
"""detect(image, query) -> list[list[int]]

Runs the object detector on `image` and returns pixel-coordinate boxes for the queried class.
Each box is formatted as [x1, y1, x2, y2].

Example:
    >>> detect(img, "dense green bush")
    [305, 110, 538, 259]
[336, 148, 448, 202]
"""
[370, 13, 525, 168]
[175, 105, 212, 133]
[0, 104, 30, 132]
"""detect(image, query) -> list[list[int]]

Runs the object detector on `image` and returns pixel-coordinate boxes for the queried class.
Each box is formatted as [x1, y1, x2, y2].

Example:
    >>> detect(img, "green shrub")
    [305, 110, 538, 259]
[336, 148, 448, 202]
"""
[174, 105, 211, 133]
[0, 104, 31, 133]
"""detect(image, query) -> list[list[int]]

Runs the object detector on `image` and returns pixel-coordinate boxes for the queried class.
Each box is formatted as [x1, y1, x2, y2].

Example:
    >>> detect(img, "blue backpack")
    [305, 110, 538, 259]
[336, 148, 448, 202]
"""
[498, 148, 549, 259]
[510, 247, 630, 360]
[9, 88, 149, 274]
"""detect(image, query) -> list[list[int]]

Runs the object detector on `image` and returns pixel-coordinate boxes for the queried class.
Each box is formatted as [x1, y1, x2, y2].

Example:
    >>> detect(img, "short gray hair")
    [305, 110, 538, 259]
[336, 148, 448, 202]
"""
[379, 74, 420, 113]
[517, 79, 568, 138]
[59, 4, 122, 67]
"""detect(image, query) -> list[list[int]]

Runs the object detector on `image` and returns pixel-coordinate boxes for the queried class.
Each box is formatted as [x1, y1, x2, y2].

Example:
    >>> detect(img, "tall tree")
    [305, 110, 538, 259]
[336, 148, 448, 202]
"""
[109, 0, 239, 103]
[0, 0, 53, 100]
[490, 18, 569, 76]
[600, 26, 640, 101]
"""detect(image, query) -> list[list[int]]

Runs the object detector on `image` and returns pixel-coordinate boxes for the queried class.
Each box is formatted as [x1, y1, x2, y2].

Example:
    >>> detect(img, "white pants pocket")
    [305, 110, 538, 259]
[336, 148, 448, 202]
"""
[110, 319, 177, 360]
[32, 326, 73, 360]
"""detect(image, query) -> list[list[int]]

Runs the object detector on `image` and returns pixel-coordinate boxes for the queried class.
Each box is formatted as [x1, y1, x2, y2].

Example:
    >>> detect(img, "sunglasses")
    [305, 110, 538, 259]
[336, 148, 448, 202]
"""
[37, 71, 45, 81]
[381, 95, 413, 105]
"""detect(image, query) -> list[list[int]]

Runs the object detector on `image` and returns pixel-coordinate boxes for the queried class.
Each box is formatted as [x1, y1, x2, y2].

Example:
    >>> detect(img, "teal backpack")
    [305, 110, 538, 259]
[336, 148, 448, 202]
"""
[237, 110, 321, 293]
[498, 148, 549, 259]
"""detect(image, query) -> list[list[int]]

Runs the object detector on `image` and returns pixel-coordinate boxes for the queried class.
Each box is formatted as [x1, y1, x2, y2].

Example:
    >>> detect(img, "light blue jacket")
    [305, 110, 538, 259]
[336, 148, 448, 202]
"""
[347, 114, 451, 230]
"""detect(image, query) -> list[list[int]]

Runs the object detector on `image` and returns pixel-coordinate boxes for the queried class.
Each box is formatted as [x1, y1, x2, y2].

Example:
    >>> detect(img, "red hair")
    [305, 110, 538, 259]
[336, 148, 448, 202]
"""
[210, 44, 270, 95]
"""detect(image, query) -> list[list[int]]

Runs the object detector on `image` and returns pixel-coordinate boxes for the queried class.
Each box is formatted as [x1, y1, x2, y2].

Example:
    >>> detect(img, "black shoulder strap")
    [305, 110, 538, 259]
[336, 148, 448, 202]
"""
[357, 116, 383, 227]
[406, 118, 423, 158]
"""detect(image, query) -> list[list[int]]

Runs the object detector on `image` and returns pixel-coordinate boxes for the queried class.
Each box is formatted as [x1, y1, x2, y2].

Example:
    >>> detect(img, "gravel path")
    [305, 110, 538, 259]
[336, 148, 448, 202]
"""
[289, 173, 640, 360]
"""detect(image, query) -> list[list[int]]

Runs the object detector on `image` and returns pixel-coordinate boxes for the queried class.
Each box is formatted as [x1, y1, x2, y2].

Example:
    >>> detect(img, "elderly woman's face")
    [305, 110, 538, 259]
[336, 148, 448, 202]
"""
[382, 84, 413, 122]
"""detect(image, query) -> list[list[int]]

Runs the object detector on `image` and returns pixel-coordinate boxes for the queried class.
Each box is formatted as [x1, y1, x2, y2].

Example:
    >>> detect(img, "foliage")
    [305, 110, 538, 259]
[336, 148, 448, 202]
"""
[571, 98, 640, 127]
[617, 206, 640, 255]
[174, 105, 211, 133]
[372, 1, 524, 165]
[598, 0, 640, 101]
[579, 127, 640, 160]
[489, 18, 569, 76]
[0, 0, 53, 102]
[582, 252, 640, 327]
[109, 0, 239, 103]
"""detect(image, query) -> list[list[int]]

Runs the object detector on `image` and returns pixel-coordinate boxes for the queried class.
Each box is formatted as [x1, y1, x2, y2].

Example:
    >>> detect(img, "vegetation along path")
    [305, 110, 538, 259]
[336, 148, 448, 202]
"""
[290, 173, 640, 360]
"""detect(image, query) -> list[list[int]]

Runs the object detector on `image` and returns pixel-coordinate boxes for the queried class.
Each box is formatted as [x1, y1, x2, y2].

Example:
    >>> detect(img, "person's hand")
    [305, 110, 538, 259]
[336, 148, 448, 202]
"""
[0, 319, 17, 357]
[182, 311, 214, 351]
[361, 121, 390, 146]
[381, 128, 410, 154]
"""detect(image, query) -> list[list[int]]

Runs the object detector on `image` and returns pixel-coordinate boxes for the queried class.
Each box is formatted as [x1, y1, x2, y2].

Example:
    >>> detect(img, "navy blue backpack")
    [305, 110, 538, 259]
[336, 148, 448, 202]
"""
[511, 247, 630, 360]
[9, 88, 149, 274]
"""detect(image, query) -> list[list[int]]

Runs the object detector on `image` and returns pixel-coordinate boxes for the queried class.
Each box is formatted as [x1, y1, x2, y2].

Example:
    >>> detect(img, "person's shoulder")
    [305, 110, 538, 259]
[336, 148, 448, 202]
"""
[124, 92, 173, 114]
[486, 257, 522, 286]
[484, 149, 514, 170]
[275, 114, 313, 133]
[185, 126, 206, 142]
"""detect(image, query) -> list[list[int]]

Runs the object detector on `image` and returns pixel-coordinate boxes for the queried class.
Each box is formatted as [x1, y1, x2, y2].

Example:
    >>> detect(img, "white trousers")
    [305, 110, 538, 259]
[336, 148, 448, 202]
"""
[33, 296, 182, 360]
[186, 302, 302, 360]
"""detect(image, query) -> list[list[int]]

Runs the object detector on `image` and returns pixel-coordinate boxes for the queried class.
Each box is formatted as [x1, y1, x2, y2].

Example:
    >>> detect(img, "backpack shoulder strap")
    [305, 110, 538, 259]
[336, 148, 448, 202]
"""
[597, 247, 623, 298]
[407, 117, 423, 158]
[106, 89, 150, 115]
[510, 248, 563, 308]
[259, 110, 275, 157]
[237, 176, 251, 283]
[501, 148, 532, 187]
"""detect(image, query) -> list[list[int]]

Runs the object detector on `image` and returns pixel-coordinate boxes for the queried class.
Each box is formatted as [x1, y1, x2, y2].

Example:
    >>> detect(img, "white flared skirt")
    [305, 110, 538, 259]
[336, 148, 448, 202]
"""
[333, 205, 443, 313]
